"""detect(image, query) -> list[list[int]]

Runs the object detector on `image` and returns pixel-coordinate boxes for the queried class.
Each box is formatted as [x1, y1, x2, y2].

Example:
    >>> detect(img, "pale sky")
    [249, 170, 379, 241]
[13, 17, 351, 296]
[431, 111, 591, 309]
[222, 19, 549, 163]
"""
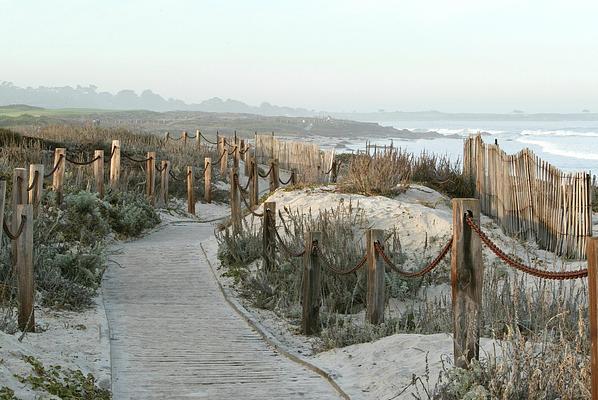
[1, 0, 597, 113]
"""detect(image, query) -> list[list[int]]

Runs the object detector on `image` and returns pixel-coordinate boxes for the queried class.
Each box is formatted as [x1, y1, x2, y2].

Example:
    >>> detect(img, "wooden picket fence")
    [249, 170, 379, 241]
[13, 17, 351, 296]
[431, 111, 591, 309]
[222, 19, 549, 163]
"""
[464, 134, 593, 259]
[254, 134, 335, 183]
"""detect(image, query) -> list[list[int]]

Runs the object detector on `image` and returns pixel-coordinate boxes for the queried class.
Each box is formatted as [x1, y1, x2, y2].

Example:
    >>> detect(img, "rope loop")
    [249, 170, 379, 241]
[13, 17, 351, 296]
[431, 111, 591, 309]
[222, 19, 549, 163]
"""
[121, 152, 153, 163]
[314, 242, 368, 275]
[26, 171, 39, 192]
[3, 216, 27, 240]
[375, 238, 452, 278]
[65, 155, 101, 166]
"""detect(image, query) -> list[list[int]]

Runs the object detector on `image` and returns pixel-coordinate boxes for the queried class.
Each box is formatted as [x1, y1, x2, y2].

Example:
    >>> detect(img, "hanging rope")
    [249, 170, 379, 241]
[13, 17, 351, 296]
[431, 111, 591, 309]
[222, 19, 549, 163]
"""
[279, 173, 293, 185]
[258, 165, 273, 178]
[44, 155, 64, 178]
[274, 228, 305, 258]
[65, 155, 102, 166]
[3, 216, 27, 240]
[121, 152, 153, 163]
[375, 238, 452, 278]
[156, 163, 168, 172]
[315, 242, 368, 275]
[465, 215, 588, 280]
[200, 133, 218, 145]
[26, 171, 39, 191]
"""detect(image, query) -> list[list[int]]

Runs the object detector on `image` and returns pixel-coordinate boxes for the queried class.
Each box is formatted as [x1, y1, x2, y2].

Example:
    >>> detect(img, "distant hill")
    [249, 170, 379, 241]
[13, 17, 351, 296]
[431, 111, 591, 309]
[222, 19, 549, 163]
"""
[0, 82, 318, 117]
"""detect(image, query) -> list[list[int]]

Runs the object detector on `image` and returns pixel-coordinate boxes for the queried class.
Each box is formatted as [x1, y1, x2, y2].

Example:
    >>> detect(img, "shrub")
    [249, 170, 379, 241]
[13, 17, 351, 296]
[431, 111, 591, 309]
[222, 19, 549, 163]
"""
[103, 190, 160, 238]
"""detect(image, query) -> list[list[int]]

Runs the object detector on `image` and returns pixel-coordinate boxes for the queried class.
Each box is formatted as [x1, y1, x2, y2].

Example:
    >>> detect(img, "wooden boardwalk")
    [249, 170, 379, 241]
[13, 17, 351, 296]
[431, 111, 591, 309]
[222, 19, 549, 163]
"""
[102, 221, 341, 399]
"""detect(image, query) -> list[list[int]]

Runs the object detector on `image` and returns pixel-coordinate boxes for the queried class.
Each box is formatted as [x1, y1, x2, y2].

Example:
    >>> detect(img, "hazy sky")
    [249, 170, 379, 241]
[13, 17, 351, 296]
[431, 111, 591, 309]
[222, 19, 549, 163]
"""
[2, 0, 597, 113]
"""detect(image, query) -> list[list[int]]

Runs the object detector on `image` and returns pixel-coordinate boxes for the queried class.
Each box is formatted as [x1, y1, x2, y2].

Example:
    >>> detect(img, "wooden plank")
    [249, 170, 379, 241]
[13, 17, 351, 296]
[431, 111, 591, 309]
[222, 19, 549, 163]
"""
[451, 198, 482, 368]
[302, 231, 321, 335]
[366, 229, 385, 325]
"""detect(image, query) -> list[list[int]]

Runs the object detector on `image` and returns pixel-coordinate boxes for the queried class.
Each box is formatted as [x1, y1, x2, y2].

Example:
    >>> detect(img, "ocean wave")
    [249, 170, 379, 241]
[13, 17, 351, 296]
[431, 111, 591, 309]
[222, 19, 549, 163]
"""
[421, 128, 504, 136]
[517, 138, 598, 161]
[520, 129, 598, 137]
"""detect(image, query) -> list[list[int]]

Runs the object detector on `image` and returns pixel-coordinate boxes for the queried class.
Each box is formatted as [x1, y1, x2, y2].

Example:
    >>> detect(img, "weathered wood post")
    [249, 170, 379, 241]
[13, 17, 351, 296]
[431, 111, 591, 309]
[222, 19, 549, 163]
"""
[109, 140, 121, 190]
[451, 198, 483, 368]
[196, 129, 201, 149]
[302, 231, 321, 335]
[587, 237, 598, 399]
[366, 229, 385, 324]
[244, 148, 251, 177]
[229, 168, 241, 235]
[158, 160, 170, 207]
[164, 131, 170, 143]
[250, 159, 259, 207]
[146, 152, 156, 206]
[331, 160, 338, 183]
[28, 164, 44, 215]
[290, 169, 297, 185]
[93, 150, 104, 198]
[12, 168, 27, 227]
[262, 202, 276, 272]
[0, 180, 5, 240]
[269, 159, 280, 193]
[204, 158, 212, 203]
[218, 137, 227, 176]
[182, 131, 188, 146]
[16, 204, 34, 332]
[52, 148, 66, 203]
[240, 139, 246, 164]
[187, 166, 195, 215]
[233, 144, 240, 169]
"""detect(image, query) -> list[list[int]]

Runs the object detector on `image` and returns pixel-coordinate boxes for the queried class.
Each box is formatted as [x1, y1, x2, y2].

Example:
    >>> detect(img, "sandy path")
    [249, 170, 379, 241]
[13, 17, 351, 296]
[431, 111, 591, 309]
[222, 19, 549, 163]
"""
[102, 221, 341, 399]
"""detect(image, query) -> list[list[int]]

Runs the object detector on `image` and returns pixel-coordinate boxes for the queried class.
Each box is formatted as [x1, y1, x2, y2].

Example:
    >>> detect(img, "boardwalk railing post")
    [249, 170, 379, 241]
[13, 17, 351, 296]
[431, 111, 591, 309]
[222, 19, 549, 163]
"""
[16, 204, 34, 332]
[240, 139, 246, 164]
[182, 131, 188, 146]
[218, 137, 227, 176]
[53, 148, 66, 203]
[196, 129, 201, 149]
[94, 150, 105, 199]
[331, 160, 338, 183]
[302, 231, 321, 335]
[262, 202, 276, 272]
[250, 159, 259, 207]
[233, 144, 240, 169]
[588, 237, 598, 399]
[110, 140, 121, 190]
[146, 152, 156, 206]
[366, 229, 385, 324]
[204, 158, 212, 203]
[28, 164, 44, 216]
[230, 168, 241, 235]
[12, 167, 27, 227]
[451, 198, 483, 368]
[158, 160, 170, 207]
[187, 166, 195, 215]
[0, 180, 5, 241]
[269, 159, 279, 193]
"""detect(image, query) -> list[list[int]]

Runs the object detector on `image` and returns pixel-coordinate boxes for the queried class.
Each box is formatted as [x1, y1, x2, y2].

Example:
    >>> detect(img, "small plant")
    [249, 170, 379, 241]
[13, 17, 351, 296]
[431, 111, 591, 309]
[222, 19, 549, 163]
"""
[14, 356, 111, 399]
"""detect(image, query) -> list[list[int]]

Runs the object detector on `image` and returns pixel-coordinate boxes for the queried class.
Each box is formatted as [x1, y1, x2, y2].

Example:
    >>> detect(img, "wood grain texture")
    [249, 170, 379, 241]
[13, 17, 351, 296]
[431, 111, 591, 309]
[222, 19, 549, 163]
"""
[588, 238, 598, 400]
[103, 222, 340, 399]
[302, 232, 321, 335]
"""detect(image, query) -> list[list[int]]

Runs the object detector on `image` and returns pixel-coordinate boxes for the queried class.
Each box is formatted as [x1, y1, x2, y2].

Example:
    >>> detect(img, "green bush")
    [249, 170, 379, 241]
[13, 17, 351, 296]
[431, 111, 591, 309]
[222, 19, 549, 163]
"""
[104, 190, 161, 238]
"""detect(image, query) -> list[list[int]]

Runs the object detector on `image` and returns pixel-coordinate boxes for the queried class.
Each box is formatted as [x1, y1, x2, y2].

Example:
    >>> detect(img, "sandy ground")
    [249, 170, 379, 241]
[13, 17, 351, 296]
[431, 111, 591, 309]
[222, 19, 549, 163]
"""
[205, 183, 598, 400]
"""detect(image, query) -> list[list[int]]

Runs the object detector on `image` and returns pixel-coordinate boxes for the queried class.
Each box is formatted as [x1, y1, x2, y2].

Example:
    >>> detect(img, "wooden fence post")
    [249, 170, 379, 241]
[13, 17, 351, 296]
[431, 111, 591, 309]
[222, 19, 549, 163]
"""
[250, 159, 259, 207]
[146, 152, 156, 206]
[204, 158, 212, 203]
[233, 144, 240, 169]
[158, 160, 170, 207]
[269, 159, 280, 193]
[182, 131, 188, 146]
[12, 167, 27, 226]
[52, 148, 66, 204]
[331, 160, 338, 183]
[240, 139, 246, 163]
[451, 198, 483, 368]
[230, 168, 241, 235]
[187, 166, 195, 215]
[302, 231, 321, 335]
[291, 169, 297, 185]
[109, 140, 121, 190]
[262, 202, 276, 272]
[94, 150, 104, 199]
[366, 229, 385, 324]
[218, 137, 227, 176]
[196, 130, 201, 149]
[588, 237, 598, 400]
[28, 164, 44, 215]
[16, 204, 34, 332]
[0, 180, 5, 241]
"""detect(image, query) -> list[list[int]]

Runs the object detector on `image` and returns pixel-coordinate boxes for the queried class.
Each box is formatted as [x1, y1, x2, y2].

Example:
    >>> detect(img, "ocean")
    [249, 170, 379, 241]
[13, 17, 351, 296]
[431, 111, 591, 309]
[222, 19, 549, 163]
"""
[342, 120, 598, 175]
